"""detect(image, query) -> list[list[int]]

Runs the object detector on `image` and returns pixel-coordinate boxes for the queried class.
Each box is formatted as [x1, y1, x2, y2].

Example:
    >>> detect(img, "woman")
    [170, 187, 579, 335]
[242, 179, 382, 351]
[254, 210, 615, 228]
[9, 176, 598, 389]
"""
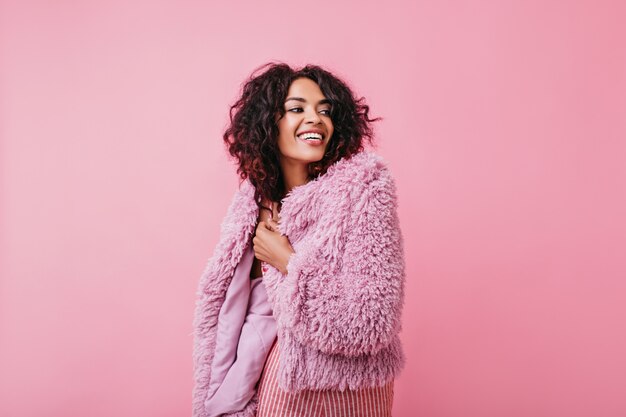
[193, 62, 406, 417]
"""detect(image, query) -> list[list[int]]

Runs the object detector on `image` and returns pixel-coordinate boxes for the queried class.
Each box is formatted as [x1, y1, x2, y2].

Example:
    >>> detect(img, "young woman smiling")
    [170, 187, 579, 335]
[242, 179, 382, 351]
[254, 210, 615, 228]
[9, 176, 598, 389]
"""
[193, 62, 406, 417]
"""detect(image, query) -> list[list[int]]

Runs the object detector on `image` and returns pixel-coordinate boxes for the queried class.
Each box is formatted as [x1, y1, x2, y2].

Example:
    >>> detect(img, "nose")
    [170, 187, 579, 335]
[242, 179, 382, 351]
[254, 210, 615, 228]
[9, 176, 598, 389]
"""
[304, 107, 322, 124]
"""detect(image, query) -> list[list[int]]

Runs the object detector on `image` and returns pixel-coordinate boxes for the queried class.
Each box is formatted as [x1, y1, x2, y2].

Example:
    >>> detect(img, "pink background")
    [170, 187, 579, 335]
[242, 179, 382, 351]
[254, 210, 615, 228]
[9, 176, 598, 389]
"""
[1, 1, 625, 416]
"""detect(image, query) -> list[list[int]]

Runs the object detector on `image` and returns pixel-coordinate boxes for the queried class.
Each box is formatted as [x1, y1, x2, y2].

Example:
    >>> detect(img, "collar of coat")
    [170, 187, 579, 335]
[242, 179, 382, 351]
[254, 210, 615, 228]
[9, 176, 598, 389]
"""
[213, 149, 394, 272]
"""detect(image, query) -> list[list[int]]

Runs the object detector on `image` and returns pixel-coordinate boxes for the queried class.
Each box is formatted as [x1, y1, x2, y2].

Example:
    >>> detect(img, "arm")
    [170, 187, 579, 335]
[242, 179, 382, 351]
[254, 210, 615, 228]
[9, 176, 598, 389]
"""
[263, 167, 406, 357]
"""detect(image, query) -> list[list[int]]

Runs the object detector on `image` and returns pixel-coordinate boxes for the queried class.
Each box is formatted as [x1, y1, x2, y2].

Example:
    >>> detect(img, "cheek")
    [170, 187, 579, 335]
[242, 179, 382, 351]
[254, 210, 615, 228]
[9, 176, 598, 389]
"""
[278, 115, 298, 136]
[327, 123, 334, 138]
[276, 124, 294, 152]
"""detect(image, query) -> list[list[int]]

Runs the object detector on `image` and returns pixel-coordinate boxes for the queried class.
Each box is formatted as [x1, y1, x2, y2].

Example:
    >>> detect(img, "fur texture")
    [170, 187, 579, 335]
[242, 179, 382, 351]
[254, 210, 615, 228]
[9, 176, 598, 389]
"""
[192, 150, 406, 417]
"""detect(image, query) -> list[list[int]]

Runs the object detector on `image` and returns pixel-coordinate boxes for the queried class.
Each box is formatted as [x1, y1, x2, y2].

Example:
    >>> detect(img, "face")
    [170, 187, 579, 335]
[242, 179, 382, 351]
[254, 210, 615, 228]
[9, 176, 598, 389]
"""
[275, 77, 334, 166]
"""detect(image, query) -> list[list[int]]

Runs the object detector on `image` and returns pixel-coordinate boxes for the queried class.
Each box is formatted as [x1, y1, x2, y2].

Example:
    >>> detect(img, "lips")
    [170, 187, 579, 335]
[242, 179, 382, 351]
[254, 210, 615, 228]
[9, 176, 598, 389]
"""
[296, 128, 324, 137]
[296, 132, 324, 146]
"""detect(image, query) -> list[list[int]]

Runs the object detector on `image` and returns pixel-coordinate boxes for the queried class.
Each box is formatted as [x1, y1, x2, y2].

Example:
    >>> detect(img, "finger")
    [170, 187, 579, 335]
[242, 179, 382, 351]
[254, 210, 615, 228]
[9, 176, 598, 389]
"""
[254, 247, 267, 262]
[258, 220, 272, 233]
[267, 218, 280, 232]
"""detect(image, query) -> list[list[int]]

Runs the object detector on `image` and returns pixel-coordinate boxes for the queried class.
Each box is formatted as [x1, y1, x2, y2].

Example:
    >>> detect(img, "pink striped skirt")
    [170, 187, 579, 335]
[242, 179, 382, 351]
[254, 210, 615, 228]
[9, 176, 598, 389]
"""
[256, 338, 394, 417]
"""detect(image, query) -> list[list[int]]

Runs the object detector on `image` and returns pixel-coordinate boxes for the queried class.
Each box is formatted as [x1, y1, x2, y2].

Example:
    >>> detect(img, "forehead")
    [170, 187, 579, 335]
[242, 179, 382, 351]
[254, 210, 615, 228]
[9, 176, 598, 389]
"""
[285, 78, 326, 101]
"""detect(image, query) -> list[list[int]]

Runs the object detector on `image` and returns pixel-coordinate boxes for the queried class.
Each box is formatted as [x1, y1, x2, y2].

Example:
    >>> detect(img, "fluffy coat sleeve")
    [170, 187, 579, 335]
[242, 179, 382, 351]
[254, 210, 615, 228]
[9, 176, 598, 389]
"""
[263, 166, 406, 357]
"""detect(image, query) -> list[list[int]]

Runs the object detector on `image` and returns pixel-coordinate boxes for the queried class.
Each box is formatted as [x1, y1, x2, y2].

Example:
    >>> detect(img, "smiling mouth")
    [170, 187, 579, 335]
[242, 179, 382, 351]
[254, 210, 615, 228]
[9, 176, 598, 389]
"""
[296, 133, 324, 146]
[296, 132, 324, 141]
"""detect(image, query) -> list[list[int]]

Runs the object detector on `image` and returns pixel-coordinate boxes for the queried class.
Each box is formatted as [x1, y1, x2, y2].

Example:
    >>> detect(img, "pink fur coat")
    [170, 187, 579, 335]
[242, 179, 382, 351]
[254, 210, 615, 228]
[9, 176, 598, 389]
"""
[192, 150, 406, 417]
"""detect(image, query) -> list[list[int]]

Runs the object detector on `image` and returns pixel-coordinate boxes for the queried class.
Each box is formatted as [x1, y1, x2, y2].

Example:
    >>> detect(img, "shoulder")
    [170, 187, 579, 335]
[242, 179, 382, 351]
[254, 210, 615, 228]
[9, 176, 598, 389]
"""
[216, 177, 258, 233]
[329, 149, 393, 181]
[319, 150, 398, 222]
[326, 150, 397, 202]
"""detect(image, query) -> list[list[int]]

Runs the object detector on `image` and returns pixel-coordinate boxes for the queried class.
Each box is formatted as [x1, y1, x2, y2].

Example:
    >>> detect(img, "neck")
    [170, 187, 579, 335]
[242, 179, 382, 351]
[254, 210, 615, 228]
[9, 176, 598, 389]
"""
[280, 157, 311, 194]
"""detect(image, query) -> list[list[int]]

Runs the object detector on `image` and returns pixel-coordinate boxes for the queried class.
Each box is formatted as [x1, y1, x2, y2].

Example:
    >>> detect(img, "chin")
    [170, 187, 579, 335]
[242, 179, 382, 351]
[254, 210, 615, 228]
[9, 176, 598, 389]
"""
[302, 150, 327, 163]
[282, 146, 326, 163]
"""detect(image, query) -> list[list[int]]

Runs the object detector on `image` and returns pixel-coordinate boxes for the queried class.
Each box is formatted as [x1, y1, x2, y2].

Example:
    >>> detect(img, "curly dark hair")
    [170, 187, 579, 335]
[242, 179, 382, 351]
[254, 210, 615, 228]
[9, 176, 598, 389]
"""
[222, 61, 382, 215]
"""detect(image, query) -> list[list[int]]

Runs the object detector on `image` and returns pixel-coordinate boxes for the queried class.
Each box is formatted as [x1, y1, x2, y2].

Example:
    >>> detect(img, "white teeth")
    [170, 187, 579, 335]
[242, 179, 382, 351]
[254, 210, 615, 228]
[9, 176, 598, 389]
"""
[297, 132, 323, 140]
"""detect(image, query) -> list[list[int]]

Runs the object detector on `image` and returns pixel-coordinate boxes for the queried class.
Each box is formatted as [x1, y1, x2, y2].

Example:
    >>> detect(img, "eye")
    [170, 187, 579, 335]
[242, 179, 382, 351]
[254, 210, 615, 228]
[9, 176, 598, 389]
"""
[287, 107, 332, 116]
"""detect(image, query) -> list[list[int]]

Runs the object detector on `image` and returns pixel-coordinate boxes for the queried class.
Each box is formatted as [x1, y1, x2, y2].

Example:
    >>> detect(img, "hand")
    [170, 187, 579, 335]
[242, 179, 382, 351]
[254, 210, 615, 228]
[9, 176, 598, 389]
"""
[252, 202, 295, 275]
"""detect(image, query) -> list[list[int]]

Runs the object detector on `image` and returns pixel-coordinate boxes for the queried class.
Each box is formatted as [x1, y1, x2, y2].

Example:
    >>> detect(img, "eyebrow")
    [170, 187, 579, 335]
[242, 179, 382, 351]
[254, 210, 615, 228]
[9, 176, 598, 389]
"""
[285, 97, 332, 105]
